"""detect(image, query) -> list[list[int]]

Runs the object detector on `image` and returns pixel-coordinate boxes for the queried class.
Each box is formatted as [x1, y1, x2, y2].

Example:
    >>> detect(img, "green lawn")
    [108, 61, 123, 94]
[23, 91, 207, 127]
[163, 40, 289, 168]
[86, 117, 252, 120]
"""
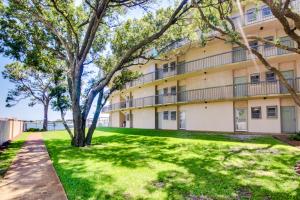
[0, 132, 29, 177]
[43, 128, 300, 200]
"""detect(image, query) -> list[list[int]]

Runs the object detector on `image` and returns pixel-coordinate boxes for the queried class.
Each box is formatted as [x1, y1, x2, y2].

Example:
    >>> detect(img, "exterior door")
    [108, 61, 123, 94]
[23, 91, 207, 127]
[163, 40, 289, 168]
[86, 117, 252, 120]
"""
[280, 70, 294, 93]
[158, 112, 163, 129]
[235, 108, 248, 131]
[179, 111, 186, 130]
[281, 106, 296, 133]
[234, 76, 248, 97]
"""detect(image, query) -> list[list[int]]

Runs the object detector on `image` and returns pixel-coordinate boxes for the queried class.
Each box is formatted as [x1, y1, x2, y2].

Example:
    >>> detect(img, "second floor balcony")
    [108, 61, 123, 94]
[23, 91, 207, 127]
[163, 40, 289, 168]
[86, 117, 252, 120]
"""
[103, 78, 300, 112]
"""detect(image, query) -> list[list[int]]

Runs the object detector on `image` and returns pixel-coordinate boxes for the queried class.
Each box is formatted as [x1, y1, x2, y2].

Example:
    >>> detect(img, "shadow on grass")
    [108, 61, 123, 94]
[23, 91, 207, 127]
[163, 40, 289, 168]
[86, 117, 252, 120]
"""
[95, 127, 286, 146]
[0, 138, 27, 177]
[44, 128, 300, 200]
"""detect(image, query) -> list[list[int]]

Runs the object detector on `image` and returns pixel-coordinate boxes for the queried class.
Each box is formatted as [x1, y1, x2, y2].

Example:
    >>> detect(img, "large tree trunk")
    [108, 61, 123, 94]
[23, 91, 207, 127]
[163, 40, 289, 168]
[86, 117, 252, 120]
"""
[71, 62, 86, 147]
[42, 101, 49, 131]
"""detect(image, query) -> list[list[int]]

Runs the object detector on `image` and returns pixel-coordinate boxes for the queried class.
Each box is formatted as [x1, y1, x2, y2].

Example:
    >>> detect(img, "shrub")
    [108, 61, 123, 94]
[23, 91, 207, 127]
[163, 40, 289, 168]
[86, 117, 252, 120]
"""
[289, 132, 300, 141]
[25, 128, 43, 132]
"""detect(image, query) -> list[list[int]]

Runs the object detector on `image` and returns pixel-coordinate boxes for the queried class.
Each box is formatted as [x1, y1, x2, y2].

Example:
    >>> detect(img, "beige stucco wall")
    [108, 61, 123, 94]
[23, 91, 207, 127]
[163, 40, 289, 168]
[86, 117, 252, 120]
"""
[248, 98, 281, 133]
[132, 85, 156, 98]
[132, 108, 155, 129]
[157, 106, 177, 130]
[180, 70, 233, 90]
[180, 102, 234, 132]
[111, 112, 120, 127]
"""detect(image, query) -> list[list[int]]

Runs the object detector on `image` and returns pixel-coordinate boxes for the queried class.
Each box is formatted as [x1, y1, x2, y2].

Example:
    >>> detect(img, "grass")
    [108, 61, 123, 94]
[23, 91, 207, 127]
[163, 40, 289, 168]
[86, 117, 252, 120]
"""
[0, 132, 30, 177]
[43, 128, 300, 200]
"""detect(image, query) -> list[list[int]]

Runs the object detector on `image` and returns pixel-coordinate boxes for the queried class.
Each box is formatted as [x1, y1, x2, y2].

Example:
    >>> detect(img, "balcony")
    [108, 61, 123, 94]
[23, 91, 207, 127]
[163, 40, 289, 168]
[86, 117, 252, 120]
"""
[103, 78, 300, 112]
[125, 41, 295, 89]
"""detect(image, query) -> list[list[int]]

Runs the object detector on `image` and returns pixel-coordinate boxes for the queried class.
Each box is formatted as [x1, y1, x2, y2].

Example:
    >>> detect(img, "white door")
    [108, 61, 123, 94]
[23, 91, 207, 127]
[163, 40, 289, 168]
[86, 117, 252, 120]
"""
[281, 106, 296, 133]
[235, 108, 248, 131]
[179, 111, 186, 130]
[158, 112, 163, 129]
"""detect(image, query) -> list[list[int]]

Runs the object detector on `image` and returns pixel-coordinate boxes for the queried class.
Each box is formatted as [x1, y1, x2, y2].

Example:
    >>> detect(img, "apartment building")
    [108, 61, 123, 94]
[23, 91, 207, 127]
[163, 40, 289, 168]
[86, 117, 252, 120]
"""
[103, 1, 300, 134]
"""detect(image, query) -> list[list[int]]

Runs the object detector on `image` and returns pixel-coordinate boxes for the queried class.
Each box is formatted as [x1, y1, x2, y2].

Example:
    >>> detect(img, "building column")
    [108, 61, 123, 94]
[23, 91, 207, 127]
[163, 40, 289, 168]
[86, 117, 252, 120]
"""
[176, 80, 180, 130]
[155, 85, 158, 129]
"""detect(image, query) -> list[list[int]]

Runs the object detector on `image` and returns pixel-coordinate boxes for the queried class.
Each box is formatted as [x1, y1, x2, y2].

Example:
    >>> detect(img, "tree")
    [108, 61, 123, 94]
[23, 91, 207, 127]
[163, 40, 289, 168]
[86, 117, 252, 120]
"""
[191, 0, 300, 106]
[2, 62, 58, 130]
[0, 0, 193, 146]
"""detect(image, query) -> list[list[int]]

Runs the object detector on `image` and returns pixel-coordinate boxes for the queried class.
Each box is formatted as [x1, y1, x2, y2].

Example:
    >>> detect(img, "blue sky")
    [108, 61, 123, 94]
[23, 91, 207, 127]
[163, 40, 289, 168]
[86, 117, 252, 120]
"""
[0, 0, 173, 121]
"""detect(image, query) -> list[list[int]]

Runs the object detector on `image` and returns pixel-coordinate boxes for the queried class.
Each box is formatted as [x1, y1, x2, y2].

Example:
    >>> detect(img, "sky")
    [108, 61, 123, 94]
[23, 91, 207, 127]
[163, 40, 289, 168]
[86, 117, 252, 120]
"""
[0, 0, 173, 121]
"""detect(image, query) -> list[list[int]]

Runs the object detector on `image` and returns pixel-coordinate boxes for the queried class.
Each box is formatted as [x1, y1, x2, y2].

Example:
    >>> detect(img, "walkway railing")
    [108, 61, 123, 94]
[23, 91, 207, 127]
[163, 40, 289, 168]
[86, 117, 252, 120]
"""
[103, 78, 300, 112]
[125, 42, 295, 89]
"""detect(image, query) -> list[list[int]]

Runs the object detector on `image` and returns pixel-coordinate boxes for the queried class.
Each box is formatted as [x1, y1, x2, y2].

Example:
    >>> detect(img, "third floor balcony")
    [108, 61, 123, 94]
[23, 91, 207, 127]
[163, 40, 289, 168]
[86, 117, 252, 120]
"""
[125, 41, 296, 89]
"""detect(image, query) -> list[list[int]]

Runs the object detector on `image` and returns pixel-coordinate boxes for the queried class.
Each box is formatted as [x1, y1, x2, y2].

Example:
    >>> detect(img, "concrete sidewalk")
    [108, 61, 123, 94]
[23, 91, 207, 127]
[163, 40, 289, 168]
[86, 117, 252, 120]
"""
[0, 133, 68, 200]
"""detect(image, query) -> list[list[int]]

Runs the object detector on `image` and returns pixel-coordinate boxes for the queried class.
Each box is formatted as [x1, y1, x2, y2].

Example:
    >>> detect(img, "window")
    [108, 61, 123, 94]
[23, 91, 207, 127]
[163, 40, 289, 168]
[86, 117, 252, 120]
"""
[262, 5, 272, 17]
[163, 63, 169, 73]
[163, 111, 169, 120]
[267, 106, 278, 118]
[249, 40, 258, 51]
[251, 107, 261, 119]
[170, 111, 177, 120]
[170, 86, 177, 95]
[126, 113, 130, 121]
[170, 62, 176, 71]
[264, 36, 273, 49]
[246, 8, 257, 22]
[250, 73, 260, 84]
[266, 71, 276, 82]
[163, 88, 168, 96]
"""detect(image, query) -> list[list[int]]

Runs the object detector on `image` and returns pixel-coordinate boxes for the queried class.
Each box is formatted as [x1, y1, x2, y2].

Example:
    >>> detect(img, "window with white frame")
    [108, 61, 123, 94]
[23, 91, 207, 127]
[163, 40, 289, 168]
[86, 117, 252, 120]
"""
[246, 8, 257, 22]
[163, 111, 169, 120]
[170, 62, 176, 71]
[251, 107, 261, 119]
[250, 73, 260, 84]
[163, 63, 168, 73]
[266, 71, 276, 82]
[170, 111, 177, 120]
[262, 5, 272, 18]
[264, 36, 273, 49]
[267, 106, 278, 118]
[249, 40, 258, 51]
[163, 88, 168, 96]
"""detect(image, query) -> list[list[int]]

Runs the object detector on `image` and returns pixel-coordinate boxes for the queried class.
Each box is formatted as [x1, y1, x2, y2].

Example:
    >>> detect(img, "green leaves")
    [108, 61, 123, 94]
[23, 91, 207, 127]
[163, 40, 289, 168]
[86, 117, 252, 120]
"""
[112, 70, 141, 90]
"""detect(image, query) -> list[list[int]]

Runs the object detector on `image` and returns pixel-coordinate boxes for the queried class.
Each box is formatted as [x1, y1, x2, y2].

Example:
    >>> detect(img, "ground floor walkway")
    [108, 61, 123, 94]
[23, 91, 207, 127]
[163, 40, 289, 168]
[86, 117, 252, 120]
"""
[0, 133, 67, 200]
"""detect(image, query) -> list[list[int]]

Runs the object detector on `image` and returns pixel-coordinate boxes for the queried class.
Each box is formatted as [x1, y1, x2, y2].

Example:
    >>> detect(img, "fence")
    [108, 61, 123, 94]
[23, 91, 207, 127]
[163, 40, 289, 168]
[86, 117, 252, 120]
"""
[23, 117, 110, 132]
[0, 118, 24, 146]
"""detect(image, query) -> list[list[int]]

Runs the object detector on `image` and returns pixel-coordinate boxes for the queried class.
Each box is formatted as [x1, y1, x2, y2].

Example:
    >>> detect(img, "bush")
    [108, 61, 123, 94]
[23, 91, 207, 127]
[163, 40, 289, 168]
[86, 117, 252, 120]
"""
[289, 132, 300, 141]
[25, 128, 44, 132]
